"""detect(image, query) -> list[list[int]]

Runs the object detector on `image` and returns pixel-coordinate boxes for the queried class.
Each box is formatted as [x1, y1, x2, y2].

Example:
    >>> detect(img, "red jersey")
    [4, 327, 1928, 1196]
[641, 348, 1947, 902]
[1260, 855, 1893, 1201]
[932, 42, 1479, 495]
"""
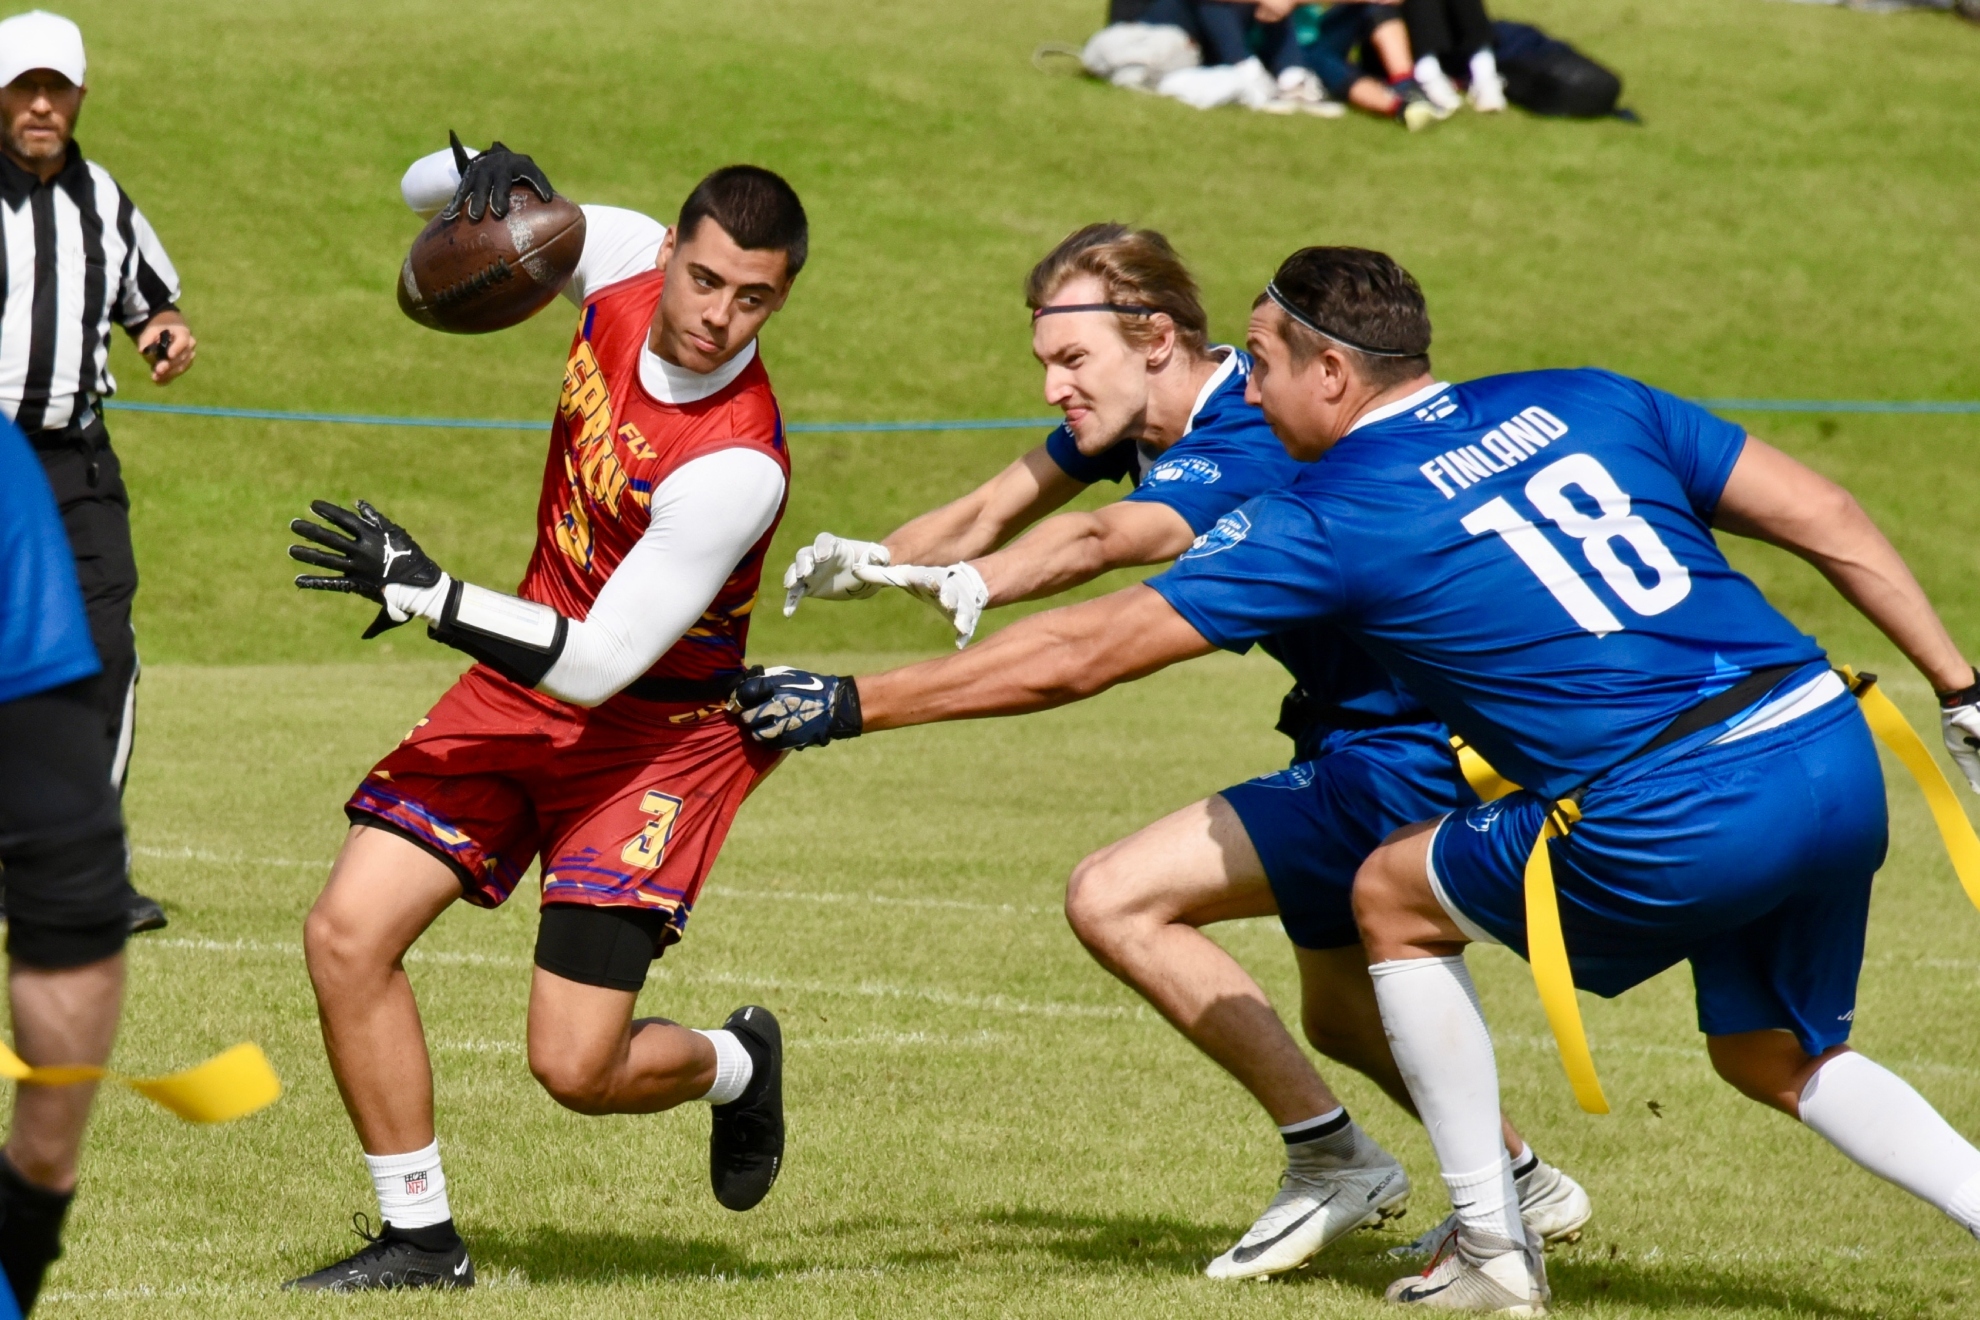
[517, 269, 790, 685]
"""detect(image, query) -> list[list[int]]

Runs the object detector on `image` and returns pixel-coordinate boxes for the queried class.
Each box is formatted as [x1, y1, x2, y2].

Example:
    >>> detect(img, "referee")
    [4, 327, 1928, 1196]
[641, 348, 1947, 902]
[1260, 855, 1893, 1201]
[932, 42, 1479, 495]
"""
[0, 11, 199, 935]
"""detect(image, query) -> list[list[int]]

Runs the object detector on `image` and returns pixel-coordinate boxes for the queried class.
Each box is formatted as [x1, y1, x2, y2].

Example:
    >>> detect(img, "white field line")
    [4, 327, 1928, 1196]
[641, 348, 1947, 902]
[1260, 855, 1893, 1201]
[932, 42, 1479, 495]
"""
[39, 1262, 913, 1303]
[140, 936, 1145, 1021]
[427, 1030, 1006, 1055]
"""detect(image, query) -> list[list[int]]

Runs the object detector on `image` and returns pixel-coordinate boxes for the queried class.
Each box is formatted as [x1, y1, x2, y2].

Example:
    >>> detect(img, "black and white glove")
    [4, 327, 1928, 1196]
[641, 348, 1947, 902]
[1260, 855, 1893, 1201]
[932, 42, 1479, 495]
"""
[1940, 667, 1980, 794]
[290, 498, 569, 685]
[289, 499, 448, 639]
[731, 666, 862, 749]
[441, 130, 554, 222]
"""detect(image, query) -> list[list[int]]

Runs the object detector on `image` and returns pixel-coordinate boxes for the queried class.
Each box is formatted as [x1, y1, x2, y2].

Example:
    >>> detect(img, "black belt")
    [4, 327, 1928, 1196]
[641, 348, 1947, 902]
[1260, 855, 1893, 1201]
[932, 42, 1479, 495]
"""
[621, 673, 745, 704]
[1276, 682, 1427, 742]
[1628, 662, 1806, 764]
[26, 406, 105, 451]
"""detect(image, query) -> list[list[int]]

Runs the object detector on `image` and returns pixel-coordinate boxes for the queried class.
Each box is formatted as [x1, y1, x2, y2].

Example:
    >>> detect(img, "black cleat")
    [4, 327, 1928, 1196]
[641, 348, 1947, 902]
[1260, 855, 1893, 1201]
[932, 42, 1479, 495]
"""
[710, 1004, 783, 1211]
[283, 1214, 474, 1292]
[129, 893, 168, 933]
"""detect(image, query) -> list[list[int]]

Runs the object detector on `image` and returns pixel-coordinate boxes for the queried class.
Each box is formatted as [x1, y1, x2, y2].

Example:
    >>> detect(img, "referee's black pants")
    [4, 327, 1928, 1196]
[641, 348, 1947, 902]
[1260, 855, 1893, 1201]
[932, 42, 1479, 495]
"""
[31, 417, 140, 790]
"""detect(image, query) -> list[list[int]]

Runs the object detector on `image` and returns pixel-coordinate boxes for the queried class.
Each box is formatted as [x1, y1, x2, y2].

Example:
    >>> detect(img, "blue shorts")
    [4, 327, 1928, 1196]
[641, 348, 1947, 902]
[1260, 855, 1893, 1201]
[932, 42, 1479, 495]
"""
[1430, 690, 1888, 1057]
[1223, 723, 1477, 950]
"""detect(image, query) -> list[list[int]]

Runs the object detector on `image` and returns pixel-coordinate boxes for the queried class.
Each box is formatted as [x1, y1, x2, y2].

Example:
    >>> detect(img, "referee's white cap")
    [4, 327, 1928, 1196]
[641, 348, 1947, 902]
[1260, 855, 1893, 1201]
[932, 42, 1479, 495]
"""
[0, 10, 87, 89]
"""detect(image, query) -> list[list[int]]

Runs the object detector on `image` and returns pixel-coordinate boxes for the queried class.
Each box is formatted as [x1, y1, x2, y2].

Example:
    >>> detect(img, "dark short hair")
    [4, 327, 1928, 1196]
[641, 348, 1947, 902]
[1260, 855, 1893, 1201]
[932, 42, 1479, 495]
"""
[1025, 223, 1210, 358]
[1258, 247, 1431, 387]
[677, 165, 809, 280]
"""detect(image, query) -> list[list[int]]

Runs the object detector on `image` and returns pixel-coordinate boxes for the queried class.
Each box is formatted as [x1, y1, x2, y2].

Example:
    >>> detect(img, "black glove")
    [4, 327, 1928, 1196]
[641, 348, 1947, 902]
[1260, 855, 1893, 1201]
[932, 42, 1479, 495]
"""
[441, 130, 554, 222]
[731, 667, 863, 750]
[289, 499, 446, 638]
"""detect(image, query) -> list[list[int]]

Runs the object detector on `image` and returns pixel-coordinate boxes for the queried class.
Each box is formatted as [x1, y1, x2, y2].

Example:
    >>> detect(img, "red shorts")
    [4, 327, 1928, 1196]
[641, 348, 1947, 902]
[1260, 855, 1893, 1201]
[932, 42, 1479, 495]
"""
[346, 665, 779, 948]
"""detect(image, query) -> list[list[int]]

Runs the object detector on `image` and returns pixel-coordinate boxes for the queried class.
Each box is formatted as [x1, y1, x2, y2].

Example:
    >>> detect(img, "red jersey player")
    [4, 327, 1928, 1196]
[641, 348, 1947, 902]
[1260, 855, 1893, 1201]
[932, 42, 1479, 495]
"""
[281, 139, 805, 1291]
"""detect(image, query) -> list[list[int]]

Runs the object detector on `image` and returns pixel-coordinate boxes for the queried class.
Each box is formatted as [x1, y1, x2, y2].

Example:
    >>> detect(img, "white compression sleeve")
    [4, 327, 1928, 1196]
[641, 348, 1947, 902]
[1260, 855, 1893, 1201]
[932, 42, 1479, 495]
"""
[400, 146, 470, 218]
[1369, 956, 1526, 1261]
[563, 205, 667, 305]
[538, 448, 786, 707]
[1799, 1050, 1980, 1234]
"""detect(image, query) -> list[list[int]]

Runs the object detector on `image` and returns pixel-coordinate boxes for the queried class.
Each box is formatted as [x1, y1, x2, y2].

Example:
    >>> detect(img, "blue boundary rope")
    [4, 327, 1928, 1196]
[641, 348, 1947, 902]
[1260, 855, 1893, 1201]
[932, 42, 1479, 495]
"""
[99, 397, 1980, 433]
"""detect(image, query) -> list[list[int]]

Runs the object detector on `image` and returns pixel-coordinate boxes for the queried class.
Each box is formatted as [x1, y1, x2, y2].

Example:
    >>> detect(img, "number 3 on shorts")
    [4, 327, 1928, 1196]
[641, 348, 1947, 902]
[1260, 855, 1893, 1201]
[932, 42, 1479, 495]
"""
[621, 790, 684, 870]
[1461, 452, 1691, 637]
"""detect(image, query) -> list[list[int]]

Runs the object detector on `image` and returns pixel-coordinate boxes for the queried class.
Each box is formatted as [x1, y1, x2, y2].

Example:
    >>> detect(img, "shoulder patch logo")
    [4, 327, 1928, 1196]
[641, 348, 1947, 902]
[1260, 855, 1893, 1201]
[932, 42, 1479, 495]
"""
[1181, 510, 1251, 559]
[1149, 456, 1222, 486]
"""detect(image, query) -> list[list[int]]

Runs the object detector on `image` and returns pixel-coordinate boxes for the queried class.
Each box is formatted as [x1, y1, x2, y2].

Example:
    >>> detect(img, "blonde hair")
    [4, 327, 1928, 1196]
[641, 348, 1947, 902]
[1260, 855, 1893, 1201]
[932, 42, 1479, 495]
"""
[1025, 223, 1210, 357]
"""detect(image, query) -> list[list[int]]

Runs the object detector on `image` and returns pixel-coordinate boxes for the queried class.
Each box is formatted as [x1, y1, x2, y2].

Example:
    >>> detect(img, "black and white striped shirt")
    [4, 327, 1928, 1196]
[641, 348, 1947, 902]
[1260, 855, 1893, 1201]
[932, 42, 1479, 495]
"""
[0, 143, 180, 433]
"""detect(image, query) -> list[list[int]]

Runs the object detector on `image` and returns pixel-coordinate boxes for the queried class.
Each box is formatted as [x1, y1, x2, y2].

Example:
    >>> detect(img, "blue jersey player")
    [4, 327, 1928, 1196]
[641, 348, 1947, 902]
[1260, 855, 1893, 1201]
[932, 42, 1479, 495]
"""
[779, 224, 1589, 1279]
[0, 419, 142, 1316]
[738, 246, 1980, 1313]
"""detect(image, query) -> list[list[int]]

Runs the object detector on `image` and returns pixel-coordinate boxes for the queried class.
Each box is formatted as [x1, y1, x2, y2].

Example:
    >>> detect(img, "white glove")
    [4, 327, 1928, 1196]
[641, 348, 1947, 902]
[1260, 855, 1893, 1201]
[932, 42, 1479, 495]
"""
[781, 533, 891, 616]
[854, 561, 990, 648]
[1943, 702, 1980, 794]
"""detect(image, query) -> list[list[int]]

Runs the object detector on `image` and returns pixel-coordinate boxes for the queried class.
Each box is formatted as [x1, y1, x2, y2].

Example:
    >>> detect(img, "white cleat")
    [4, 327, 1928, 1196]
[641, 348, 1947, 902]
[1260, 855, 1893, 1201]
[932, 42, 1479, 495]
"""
[1386, 1240, 1549, 1314]
[1392, 1162, 1590, 1258]
[1468, 69, 1508, 113]
[1205, 1147, 1411, 1280]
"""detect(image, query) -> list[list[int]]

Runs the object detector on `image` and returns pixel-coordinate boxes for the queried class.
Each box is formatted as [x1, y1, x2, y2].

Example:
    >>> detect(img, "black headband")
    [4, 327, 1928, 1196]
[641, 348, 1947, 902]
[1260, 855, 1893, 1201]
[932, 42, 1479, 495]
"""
[1264, 282, 1424, 359]
[1031, 302, 1158, 321]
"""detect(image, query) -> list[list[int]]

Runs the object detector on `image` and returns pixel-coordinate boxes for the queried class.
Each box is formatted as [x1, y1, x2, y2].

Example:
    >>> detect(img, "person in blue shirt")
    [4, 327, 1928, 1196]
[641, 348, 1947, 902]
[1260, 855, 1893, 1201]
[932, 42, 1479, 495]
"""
[0, 418, 139, 1316]
[738, 246, 1980, 1312]
[779, 223, 1589, 1279]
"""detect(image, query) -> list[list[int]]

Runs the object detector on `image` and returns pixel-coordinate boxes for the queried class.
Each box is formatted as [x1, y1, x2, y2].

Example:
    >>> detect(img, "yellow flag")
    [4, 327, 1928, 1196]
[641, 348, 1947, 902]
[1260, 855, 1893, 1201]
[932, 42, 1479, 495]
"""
[0, 1039, 280, 1124]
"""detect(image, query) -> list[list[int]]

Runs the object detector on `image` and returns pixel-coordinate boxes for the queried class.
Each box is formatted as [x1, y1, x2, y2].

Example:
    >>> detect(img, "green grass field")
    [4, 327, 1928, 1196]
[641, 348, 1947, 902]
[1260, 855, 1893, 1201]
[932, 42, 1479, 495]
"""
[24, 0, 1980, 1313]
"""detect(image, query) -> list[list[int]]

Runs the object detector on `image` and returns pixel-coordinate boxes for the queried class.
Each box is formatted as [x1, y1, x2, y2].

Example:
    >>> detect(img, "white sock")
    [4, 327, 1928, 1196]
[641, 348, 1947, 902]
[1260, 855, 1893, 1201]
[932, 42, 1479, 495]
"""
[1371, 956, 1526, 1257]
[1799, 1050, 1980, 1234]
[1470, 47, 1501, 85]
[695, 1028, 754, 1105]
[1414, 54, 1447, 85]
[365, 1140, 451, 1230]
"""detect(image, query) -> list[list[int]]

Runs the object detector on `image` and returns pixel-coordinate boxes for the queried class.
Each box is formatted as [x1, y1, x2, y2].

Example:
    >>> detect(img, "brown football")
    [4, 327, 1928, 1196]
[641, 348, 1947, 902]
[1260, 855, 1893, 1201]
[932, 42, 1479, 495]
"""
[397, 187, 586, 334]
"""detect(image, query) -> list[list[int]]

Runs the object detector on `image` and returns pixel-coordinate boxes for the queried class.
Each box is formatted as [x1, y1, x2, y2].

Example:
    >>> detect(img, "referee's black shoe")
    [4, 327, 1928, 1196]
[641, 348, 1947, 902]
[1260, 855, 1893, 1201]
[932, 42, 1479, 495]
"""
[129, 892, 168, 932]
[284, 1215, 474, 1292]
[710, 1004, 784, 1211]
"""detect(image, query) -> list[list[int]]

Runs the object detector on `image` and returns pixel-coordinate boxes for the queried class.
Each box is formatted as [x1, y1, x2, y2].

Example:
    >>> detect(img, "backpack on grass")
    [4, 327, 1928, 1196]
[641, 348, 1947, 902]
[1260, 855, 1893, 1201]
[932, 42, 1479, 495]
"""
[1491, 20, 1624, 118]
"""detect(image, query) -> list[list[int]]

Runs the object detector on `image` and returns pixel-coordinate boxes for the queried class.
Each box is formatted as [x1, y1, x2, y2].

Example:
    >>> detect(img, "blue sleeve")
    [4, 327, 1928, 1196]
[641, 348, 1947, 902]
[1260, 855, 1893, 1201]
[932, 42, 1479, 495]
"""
[1146, 494, 1346, 653]
[1123, 426, 1300, 536]
[1611, 373, 1749, 517]
[1044, 423, 1134, 485]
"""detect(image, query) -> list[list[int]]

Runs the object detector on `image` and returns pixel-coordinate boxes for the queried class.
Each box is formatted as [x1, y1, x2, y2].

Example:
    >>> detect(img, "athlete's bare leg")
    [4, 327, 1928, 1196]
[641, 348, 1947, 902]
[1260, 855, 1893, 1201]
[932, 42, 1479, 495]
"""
[1070, 796, 1526, 1152]
[302, 825, 461, 1155]
[4, 953, 125, 1191]
[526, 973, 716, 1115]
[1066, 796, 1338, 1125]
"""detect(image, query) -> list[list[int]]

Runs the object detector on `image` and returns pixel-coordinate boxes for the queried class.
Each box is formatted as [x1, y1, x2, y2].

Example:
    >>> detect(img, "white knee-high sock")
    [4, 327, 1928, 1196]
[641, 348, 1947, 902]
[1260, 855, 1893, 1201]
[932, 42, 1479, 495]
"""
[1370, 955, 1526, 1259]
[1799, 1050, 1980, 1235]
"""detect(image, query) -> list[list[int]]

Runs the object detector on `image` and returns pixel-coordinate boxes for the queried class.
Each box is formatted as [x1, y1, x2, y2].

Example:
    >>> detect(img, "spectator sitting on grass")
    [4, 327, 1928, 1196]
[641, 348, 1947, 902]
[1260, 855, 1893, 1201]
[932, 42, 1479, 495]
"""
[1400, 0, 1507, 112]
[1143, 0, 1445, 127]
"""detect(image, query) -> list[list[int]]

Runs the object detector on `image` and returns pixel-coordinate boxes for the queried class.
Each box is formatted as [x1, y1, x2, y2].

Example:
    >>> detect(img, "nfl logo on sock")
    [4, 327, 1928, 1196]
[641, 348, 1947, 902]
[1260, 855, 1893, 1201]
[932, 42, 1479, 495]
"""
[405, 1170, 429, 1196]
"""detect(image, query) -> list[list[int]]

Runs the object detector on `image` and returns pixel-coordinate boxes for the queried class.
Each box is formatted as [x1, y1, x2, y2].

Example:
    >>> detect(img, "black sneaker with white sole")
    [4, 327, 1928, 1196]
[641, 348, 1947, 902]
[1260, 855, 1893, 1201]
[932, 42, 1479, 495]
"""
[283, 1215, 474, 1292]
[710, 1004, 784, 1211]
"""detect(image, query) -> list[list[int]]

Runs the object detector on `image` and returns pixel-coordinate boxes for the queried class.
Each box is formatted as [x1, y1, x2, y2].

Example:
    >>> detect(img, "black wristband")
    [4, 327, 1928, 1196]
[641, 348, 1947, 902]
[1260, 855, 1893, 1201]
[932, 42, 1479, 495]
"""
[829, 677, 863, 741]
[1939, 667, 1980, 709]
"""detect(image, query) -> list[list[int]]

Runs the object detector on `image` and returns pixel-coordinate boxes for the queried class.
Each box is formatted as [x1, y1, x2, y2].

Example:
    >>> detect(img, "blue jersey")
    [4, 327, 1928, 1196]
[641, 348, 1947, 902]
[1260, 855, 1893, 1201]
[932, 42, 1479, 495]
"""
[1150, 369, 1825, 799]
[1043, 349, 1431, 734]
[0, 420, 99, 704]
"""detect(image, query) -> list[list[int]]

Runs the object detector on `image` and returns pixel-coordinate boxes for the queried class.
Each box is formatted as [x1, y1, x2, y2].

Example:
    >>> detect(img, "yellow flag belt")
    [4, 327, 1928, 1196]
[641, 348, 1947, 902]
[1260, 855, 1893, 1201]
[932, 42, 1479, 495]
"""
[1455, 667, 1980, 1116]
[0, 1039, 281, 1124]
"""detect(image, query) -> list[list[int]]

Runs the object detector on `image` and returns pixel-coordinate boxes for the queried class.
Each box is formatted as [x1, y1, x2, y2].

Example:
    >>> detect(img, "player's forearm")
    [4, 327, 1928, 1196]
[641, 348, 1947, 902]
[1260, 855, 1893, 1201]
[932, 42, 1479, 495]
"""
[882, 494, 1006, 566]
[972, 514, 1122, 605]
[856, 585, 1212, 730]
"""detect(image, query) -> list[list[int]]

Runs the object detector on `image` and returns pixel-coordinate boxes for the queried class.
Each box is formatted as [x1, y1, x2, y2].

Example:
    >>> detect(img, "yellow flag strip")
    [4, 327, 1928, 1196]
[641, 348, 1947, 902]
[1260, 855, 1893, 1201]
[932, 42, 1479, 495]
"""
[1843, 668, 1980, 913]
[0, 1039, 280, 1124]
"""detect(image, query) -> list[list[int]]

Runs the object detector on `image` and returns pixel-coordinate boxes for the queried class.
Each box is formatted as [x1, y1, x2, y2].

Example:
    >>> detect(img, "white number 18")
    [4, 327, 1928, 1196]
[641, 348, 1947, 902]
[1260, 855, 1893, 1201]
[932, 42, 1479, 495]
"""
[1459, 453, 1691, 638]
